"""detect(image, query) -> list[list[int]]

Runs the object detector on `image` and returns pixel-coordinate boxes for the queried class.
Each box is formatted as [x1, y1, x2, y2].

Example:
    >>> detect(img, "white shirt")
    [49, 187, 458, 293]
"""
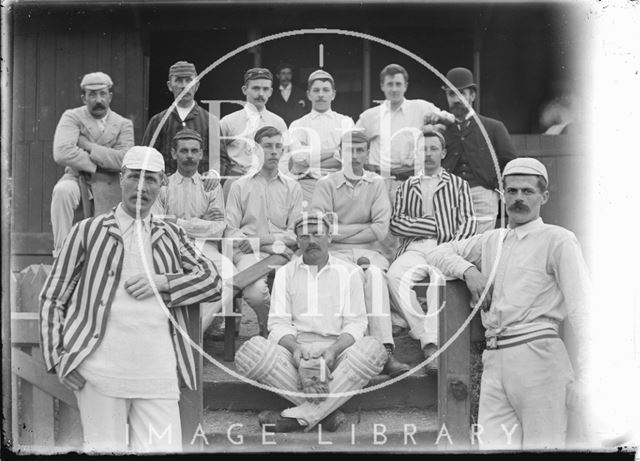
[356, 99, 449, 171]
[288, 109, 355, 178]
[78, 204, 179, 399]
[420, 168, 443, 216]
[268, 255, 368, 345]
[220, 104, 289, 173]
[176, 101, 196, 121]
[426, 218, 591, 374]
[280, 84, 292, 102]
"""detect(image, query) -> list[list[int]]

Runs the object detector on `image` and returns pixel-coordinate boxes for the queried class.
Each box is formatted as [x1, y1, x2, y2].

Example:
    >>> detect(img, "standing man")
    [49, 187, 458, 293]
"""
[143, 61, 218, 175]
[225, 126, 303, 334]
[40, 146, 222, 452]
[356, 64, 454, 197]
[289, 69, 355, 205]
[267, 63, 307, 126]
[386, 131, 476, 369]
[425, 158, 590, 449]
[310, 130, 409, 377]
[220, 68, 288, 177]
[441, 67, 517, 233]
[234, 213, 388, 432]
[51, 72, 134, 257]
[151, 129, 235, 334]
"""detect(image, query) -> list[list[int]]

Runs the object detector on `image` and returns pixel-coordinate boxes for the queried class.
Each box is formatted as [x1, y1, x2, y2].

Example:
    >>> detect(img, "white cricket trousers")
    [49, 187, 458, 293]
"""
[74, 381, 182, 453]
[478, 337, 575, 450]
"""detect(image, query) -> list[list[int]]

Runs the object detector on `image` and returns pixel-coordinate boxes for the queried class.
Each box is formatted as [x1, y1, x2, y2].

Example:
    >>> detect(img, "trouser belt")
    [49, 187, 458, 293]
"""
[485, 327, 560, 350]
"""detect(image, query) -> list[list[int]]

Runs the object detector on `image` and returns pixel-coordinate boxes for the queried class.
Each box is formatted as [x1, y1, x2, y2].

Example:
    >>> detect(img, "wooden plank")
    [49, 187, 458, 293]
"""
[11, 256, 54, 273]
[23, 32, 37, 142]
[438, 279, 472, 449]
[125, 30, 145, 142]
[110, 30, 126, 115]
[31, 386, 55, 446]
[41, 141, 56, 234]
[12, 348, 77, 409]
[11, 314, 40, 347]
[82, 31, 98, 74]
[12, 33, 26, 144]
[36, 32, 56, 141]
[12, 142, 30, 233]
[27, 141, 44, 232]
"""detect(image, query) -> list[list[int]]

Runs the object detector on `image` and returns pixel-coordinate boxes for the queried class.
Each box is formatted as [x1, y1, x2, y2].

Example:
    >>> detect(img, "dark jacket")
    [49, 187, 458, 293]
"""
[443, 114, 516, 190]
[143, 104, 220, 175]
[267, 86, 307, 126]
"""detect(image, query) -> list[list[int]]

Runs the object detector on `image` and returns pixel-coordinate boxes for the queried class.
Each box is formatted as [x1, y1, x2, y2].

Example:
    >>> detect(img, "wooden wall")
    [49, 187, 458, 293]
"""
[10, 7, 146, 269]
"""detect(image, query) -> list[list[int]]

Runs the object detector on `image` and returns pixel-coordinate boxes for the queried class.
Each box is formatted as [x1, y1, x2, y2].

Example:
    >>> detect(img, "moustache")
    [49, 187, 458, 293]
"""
[305, 244, 320, 250]
[508, 203, 529, 212]
[93, 103, 106, 110]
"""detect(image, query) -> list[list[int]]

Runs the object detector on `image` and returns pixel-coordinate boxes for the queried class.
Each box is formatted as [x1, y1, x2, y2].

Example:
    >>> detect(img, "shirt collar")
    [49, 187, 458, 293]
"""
[310, 109, 334, 119]
[420, 168, 443, 180]
[382, 98, 407, 114]
[280, 83, 291, 91]
[337, 170, 375, 188]
[509, 217, 544, 240]
[173, 170, 201, 185]
[244, 103, 265, 117]
[296, 254, 337, 272]
[175, 101, 196, 113]
[251, 169, 286, 184]
[115, 203, 151, 233]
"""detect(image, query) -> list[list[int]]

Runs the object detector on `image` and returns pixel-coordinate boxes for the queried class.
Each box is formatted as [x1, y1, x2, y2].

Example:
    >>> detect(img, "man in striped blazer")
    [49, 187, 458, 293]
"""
[40, 146, 221, 453]
[386, 130, 476, 370]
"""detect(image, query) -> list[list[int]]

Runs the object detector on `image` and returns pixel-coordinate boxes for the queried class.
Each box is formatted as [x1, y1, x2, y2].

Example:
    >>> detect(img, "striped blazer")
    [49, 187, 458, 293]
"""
[39, 210, 221, 390]
[390, 170, 477, 257]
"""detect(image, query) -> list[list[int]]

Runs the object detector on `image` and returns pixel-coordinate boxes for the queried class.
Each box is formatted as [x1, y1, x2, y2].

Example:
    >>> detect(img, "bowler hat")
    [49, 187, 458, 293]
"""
[442, 67, 477, 91]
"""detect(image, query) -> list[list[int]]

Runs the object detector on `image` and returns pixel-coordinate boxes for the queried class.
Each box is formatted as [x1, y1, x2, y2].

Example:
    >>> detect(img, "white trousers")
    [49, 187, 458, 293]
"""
[387, 239, 440, 348]
[51, 173, 81, 257]
[74, 381, 182, 453]
[331, 249, 394, 345]
[470, 186, 499, 234]
[235, 335, 387, 430]
[478, 337, 575, 450]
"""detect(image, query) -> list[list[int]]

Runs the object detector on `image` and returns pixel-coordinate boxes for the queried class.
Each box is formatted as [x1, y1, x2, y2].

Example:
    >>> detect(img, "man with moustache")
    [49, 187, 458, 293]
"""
[386, 131, 476, 371]
[441, 67, 516, 233]
[50, 72, 134, 257]
[310, 130, 409, 377]
[267, 63, 307, 126]
[224, 126, 303, 334]
[151, 129, 236, 335]
[234, 212, 387, 432]
[143, 61, 218, 176]
[288, 69, 355, 204]
[220, 68, 288, 177]
[426, 158, 590, 449]
[40, 146, 222, 452]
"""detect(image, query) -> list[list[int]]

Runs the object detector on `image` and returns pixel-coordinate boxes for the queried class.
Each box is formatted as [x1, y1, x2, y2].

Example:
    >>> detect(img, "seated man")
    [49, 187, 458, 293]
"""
[387, 131, 476, 370]
[51, 72, 134, 256]
[224, 126, 303, 333]
[310, 130, 409, 377]
[235, 212, 388, 432]
[151, 128, 235, 334]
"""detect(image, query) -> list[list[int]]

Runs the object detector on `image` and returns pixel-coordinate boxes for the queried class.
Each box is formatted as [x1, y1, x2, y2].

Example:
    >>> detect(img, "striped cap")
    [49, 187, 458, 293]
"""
[169, 61, 197, 78]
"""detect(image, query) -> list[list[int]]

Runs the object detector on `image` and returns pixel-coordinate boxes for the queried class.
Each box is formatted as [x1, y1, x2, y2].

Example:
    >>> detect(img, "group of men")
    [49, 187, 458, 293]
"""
[41, 58, 590, 453]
